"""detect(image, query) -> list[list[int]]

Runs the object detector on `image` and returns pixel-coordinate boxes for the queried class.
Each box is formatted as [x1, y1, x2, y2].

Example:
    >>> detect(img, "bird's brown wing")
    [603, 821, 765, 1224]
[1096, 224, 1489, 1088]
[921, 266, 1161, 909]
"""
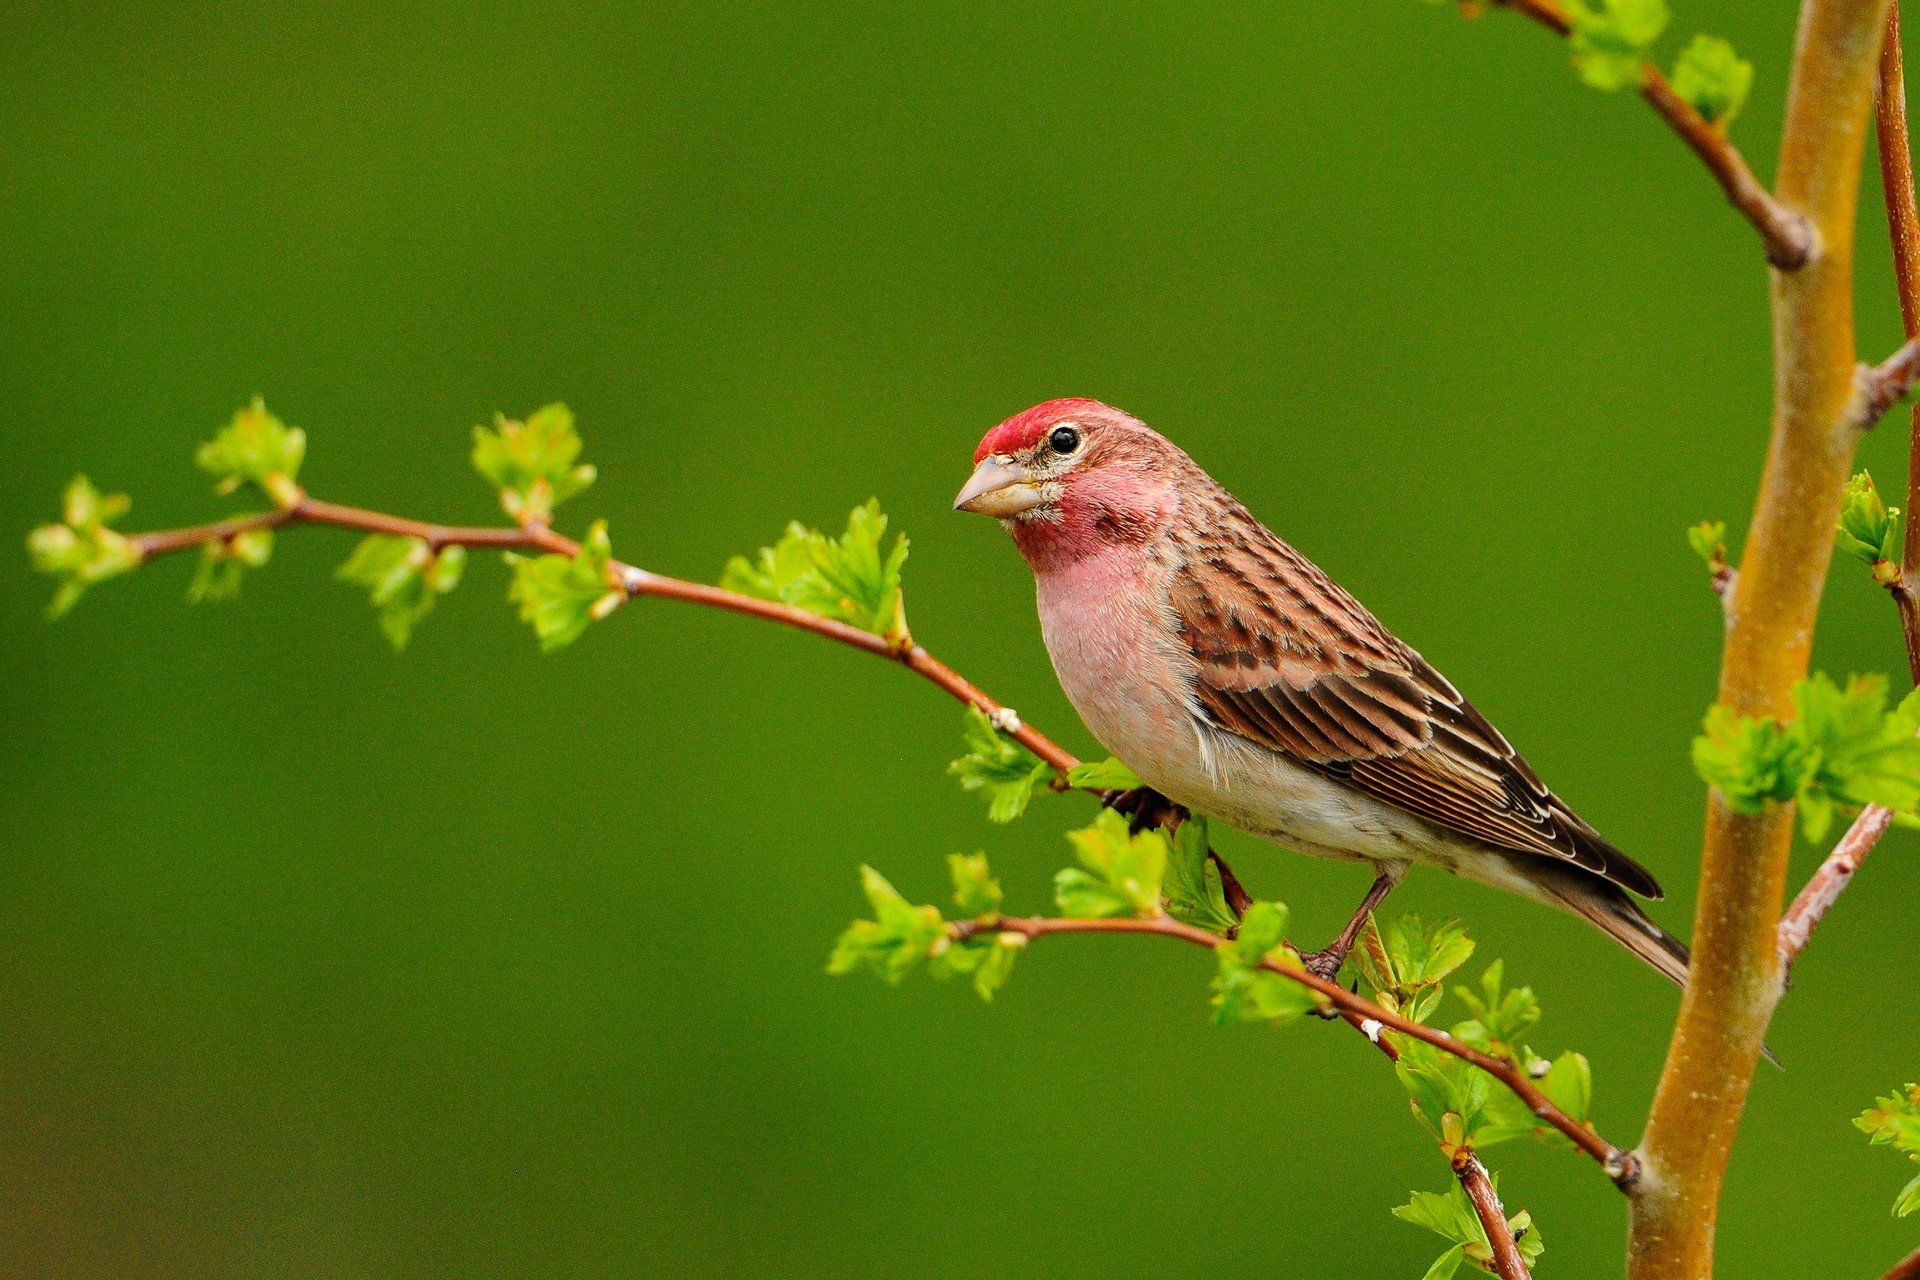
[1168, 517, 1662, 900]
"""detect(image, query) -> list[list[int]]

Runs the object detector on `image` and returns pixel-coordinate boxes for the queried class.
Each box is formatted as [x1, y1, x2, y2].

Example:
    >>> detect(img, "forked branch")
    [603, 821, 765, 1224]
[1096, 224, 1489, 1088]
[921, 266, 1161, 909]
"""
[1492, 0, 1815, 266]
[961, 913, 1634, 1182]
[126, 489, 1081, 774]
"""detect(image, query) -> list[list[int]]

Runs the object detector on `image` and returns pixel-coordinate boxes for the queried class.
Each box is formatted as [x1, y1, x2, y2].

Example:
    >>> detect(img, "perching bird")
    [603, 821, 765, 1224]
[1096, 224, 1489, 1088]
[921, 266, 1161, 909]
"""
[953, 397, 1688, 986]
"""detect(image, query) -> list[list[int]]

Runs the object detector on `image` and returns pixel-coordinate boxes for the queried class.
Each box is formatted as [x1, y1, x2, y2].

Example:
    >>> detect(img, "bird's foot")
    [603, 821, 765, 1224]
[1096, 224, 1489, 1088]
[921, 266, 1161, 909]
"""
[1102, 786, 1182, 836]
[1297, 946, 1349, 984]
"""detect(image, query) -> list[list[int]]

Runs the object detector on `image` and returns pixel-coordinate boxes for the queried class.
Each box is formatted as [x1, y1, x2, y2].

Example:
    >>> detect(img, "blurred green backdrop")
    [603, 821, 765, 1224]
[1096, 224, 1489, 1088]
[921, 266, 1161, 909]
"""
[3, 1, 1917, 1275]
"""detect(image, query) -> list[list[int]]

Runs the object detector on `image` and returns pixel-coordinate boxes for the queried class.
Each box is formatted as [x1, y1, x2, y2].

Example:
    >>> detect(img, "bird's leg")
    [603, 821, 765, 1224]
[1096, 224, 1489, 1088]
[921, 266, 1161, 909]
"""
[1299, 865, 1406, 981]
[1210, 850, 1254, 920]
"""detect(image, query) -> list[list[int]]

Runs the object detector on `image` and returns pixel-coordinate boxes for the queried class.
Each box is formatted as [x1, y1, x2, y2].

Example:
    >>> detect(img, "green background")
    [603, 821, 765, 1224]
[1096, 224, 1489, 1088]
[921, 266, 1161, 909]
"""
[3, 1, 1916, 1274]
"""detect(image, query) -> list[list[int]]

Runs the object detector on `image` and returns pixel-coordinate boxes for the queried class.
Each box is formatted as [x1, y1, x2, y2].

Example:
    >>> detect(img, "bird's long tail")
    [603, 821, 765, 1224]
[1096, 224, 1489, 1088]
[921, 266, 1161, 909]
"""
[1559, 879, 1692, 990]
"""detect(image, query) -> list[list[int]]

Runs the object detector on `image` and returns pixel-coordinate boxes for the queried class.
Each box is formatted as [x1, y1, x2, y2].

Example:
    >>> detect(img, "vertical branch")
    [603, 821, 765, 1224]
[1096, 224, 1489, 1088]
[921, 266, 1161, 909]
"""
[1628, 2, 1896, 1278]
[1879, 2, 1920, 682]
[1454, 1153, 1532, 1280]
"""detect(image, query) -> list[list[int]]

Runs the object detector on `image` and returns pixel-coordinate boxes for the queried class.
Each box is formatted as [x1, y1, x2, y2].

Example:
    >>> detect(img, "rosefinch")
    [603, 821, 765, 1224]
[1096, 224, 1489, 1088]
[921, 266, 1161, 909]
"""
[954, 398, 1688, 984]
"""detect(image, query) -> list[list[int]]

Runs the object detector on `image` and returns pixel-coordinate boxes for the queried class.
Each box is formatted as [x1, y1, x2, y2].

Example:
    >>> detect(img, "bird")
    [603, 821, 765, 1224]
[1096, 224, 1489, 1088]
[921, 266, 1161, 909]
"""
[952, 397, 1688, 987]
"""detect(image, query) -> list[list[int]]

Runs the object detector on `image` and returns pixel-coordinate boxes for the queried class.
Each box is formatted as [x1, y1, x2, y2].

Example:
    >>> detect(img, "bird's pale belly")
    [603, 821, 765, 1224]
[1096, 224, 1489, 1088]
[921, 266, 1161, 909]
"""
[1034, 555, 1466, 874]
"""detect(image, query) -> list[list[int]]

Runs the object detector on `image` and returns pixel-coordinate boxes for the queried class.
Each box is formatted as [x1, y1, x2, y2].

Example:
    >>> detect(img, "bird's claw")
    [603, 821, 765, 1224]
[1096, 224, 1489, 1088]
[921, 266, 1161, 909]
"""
[1102, 786, 1180, 836]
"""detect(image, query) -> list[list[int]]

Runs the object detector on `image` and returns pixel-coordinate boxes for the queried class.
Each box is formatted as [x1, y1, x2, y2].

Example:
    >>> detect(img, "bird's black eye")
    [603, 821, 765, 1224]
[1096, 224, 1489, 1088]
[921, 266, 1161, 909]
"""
[1048, 425, 1081, 455]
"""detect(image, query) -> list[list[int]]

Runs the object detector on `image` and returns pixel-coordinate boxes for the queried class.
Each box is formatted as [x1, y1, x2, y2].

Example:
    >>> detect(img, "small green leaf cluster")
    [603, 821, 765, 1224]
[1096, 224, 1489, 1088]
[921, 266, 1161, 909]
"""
[1692, 673, 1920, 839]
[1394, 1179, 1543, 1280]
[27, 476, 142, 618]
[507, 521, 624, 651]
[827, 856, 1021, 1001]
[1687, 519, 1728, 573]
[197, 398, 306, 506]
[1561, 1, 1751, 127]
[1356, 914, 1476, 1022]
[1566, 0, 1666, 90]
[337, 535, 468, 649]
[1163, 816, 1241, 936]
[948, 706, 1054, 822]
[1358, 923, 1595, 1153]
[1855, 1083, 1920, 1217]
[722, 500, 910, 640]
[471, 403, 595, 524]
[1211, 900, 1323, 1026]
[1054, 809, 1165, 918]
[1837, 472, 1904, 586]
[189, 528, 275, 604]
[1669, 35, 1753, 126]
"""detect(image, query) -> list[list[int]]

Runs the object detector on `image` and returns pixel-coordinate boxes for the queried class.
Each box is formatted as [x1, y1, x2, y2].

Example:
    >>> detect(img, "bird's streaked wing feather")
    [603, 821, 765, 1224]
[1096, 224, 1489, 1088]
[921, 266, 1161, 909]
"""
[1169, 508, 1663, 900]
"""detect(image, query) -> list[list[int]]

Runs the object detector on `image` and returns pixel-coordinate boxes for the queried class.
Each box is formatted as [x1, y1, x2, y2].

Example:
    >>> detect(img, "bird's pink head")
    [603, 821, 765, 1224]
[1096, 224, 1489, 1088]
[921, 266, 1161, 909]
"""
[954, 398, 1185, 570]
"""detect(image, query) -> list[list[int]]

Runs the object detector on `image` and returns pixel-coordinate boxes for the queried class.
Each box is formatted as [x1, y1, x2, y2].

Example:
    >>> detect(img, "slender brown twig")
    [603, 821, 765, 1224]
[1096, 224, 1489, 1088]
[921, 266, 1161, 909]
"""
[127, 489, 1083, 775]
[1337, 998, 1535, 1275]
[959, 912, 1635, 1182]
[1486, 0, 1815, 267]
[1454, 1152, 1533, 1280]
[1879, 2, 1920, 681]
[1640, 68, 1818, 269]
[1777, 803, 1895, 964]
[1858, 335, 1920, 426]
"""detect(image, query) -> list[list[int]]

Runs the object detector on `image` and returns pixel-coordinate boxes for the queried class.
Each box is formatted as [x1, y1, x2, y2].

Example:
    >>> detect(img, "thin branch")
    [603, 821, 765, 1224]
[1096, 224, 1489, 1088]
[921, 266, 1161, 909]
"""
[1778, 803, 1895, 964]
[1455, 1152, 1533, 1280]
[125, 489, 1083, 775]
[1857, 335, 1920, 426]
[962, 912, 1636, 1183]
[1879, 1, 1920, 683]
[1488, 0, 1815, 267]
[1640, 68, 1818, 270]
[1339, 996, 1534, 1276]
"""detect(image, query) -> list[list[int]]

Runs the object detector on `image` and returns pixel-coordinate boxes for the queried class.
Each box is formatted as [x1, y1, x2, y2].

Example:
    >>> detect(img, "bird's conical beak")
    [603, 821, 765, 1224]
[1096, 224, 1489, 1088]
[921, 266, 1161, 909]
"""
[953, 456, 1048, 517]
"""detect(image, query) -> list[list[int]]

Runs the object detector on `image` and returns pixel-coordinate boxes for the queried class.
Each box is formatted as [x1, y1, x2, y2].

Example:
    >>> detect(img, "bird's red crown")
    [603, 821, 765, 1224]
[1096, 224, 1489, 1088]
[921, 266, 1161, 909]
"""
[973, 398, 1113, 463]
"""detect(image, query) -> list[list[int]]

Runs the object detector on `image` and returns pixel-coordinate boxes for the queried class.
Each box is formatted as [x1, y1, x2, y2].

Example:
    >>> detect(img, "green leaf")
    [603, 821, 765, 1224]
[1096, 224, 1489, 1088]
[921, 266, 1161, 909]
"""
[1396, 1035, 1494, 1147]
[721, 500, 909, 638]
[948, 705, 1054, 822]
[1163, 816, 1241, 936]
[1539, 1051, 1593, 1124]
[187, 527, 275, 604]
[27, 475, 143, 618]
[827, 866, 947, 985]
[1692, 673, 1920, 839]
[1066, 757, 1145, 791]
[1567, 0, 1668, 90]
[931, 929, 1023, 1001]
[1837, 471, 1903, 578]
[196, 398, 306, 502]
[1857, 1083, 1920, 1215]
[1357, 914, 1475, 1018]
[506, 520, 623, 651]
[947, 852, 1003, 917]
[1687, 520, 1726, 567]
[1416, 1245, 1466, 1280]
[1670, 35, 1754, 126]
[1394, 1178, 1542, 1276]
[1053, 810, 1165, 919]
[1210, 900, 1320, 1026]
[1450, 960, 1542, 1061]
[336, 534, 467, 649]
[471, 403, 595, 523]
